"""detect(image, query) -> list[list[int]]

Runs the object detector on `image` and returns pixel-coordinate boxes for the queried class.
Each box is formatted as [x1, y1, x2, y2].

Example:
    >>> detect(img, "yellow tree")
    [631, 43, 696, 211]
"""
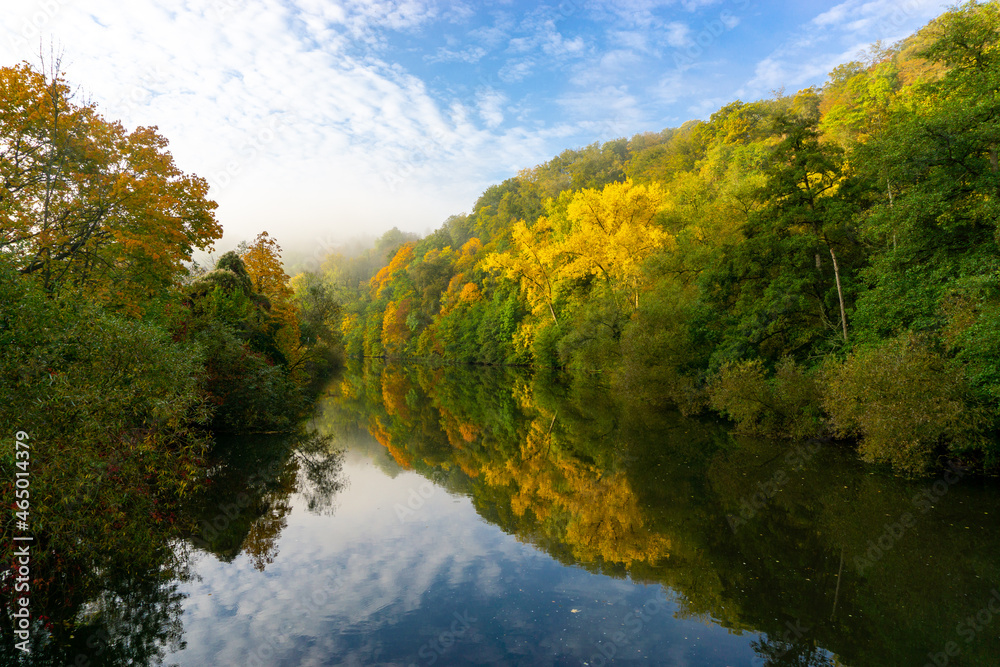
[481, 218, 562, 324]
[241, 231, 291, 297]
[560, 178, 673, 311]
[370, 242, 415, 298]
[381, 298, 413, 356]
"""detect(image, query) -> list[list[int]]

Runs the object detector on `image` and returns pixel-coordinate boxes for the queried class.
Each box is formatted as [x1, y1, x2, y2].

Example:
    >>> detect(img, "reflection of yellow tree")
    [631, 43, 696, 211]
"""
[505, 415, 671, 568]
[437, 406, 482, 477]
[438, 407, 480, 447]
[370, 416, 413, 469]
[360, 365, 673, 569]
[381, 367, 412, 421]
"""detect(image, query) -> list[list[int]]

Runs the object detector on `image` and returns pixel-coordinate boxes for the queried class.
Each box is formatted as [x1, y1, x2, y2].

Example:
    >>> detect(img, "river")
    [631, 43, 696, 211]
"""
[155, 360, 1000, 666]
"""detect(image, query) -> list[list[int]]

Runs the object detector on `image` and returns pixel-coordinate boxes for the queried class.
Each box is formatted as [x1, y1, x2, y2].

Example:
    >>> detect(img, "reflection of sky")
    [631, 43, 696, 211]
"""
[166, 442, 764, 666]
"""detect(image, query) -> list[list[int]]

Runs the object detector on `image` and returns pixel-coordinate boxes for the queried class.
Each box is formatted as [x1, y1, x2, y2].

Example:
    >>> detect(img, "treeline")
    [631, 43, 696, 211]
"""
[0, 60, 338, 636]
[316, 1, 1000, 474]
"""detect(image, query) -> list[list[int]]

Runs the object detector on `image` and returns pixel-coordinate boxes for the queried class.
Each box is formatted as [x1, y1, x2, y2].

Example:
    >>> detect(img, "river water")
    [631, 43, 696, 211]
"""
[161, 361, 1000, 666]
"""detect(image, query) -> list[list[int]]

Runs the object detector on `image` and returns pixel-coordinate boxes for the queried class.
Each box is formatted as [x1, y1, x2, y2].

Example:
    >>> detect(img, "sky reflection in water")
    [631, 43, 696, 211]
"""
[167, 444, 764, 666]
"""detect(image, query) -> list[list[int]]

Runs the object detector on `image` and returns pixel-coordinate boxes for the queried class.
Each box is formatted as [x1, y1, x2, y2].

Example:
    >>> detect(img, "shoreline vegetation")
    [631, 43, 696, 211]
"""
[0, 60, 341, 652]
[320, 1, 1000, 477]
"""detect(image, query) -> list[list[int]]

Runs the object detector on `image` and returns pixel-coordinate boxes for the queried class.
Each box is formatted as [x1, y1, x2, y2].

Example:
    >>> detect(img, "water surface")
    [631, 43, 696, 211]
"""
[162, 361, 1000, 666]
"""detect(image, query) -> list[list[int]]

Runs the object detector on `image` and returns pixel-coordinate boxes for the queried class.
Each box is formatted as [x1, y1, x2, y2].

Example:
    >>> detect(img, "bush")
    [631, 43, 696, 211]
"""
[556, 294, 626, 371]
[0, 259, 210, 598]
[193, 323, 303, 432]
[532, 321, 563, 368]
[617, 282, 709, 415]
[708, 357, 825, 439]
[823, 333, 986, 474]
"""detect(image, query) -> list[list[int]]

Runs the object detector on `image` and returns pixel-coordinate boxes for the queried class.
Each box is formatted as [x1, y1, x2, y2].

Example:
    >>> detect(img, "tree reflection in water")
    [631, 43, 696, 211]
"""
[312, 360, 1000, 667]
[7, 359, 1000, 667]
[0, 428, 346, 665]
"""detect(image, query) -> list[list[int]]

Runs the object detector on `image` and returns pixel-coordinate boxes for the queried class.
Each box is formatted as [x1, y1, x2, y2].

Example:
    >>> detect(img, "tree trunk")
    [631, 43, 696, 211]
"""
[888, 180, 896, 250]
[547, 296, 558, 325]
[829, 245, 848, 343]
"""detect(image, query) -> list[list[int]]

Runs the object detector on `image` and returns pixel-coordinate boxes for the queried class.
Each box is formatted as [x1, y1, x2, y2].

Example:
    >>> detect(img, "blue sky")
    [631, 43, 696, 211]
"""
[1, 0, 955, 256]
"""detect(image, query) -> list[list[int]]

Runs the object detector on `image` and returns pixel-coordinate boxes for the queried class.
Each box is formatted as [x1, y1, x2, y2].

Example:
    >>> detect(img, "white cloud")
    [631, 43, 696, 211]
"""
[591, 0, 676, 28]
[542, 32, 586, 57]
[498, 57, 534, 83]
[664, 21, 692, 48]
[557, 84, 642, 139]
[425, 44, 487, 63]
[335, 0, 440, 37]
[813, 1, 852, 27]
[0, 0, 576, 248]
[811, 0, 949, 36]
[476, 87, 507, 128]
[680, 0, 723, 9]
[608, 29, 652, 54]
[467, 18, 512, 49]
[0, 0, 961, 252]
[738, 0, 953, 103]
[505, 17, 587, 63]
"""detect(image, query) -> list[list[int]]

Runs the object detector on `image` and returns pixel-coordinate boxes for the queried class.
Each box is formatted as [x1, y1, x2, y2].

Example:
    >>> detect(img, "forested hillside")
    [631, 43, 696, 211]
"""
[316, 1, 1000, 474]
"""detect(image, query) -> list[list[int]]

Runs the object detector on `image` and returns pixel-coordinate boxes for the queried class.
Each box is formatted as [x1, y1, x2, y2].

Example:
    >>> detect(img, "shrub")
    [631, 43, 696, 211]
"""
[823, 333, 986, 474]
[0, 259, 210, 598]
[708, 357, 825, 439]
[192, 323, 302, 432]
[617, 283, 709, 415]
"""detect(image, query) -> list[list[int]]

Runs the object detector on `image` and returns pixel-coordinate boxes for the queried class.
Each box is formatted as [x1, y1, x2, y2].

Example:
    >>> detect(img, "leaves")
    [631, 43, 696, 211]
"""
[322, 1, 1000, 472]
[0, 63, 220, 312]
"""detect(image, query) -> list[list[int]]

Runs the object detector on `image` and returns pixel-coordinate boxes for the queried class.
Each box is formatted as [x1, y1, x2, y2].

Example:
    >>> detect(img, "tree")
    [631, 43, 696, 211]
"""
[704, 112, 859, 367]
[850, 0, 1000, 343]
[0, 62, 220, 312]
[849, 0, 1000, 425]
[820, 60, 900, 146]
[240, 231, 303, 373]
[370, 242, 415, 299]
[560, 178, 672, 312]
[482, 218, 562, 325]
[241, 231, 290, 296]
[766, 113, 854, 342]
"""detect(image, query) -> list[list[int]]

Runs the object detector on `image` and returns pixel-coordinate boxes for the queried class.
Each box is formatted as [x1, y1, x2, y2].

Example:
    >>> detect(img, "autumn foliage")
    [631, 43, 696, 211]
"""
[322, 2, 1000, 475]
[0, 63, 221, 314]
[0, 61, 335, 645]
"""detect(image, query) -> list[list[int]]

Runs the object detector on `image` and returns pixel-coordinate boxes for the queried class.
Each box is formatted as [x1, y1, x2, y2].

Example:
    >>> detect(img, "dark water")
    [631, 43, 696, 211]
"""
[50, 361, 1000, 666]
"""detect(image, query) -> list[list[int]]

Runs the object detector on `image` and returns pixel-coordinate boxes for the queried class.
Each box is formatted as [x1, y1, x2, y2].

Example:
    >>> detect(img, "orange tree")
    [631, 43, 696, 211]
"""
[240, 232, 303, 372]
[0, 62, 220, 314]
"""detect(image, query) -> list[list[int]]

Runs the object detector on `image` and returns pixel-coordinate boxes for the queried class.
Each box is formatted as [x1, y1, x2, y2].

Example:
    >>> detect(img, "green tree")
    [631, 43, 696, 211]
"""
[704, 112, 859, 367]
